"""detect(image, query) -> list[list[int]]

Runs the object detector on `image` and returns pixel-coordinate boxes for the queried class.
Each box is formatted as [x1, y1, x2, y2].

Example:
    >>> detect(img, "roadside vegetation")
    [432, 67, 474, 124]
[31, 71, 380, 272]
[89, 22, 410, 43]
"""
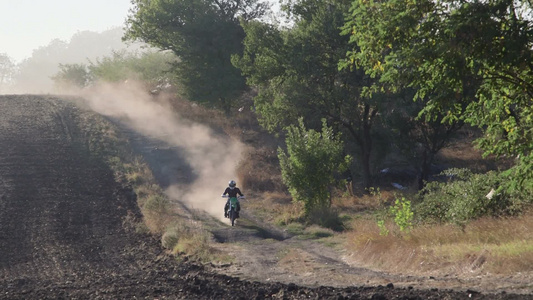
[52, 0, 532, 277]
[73, 103, 227, 263]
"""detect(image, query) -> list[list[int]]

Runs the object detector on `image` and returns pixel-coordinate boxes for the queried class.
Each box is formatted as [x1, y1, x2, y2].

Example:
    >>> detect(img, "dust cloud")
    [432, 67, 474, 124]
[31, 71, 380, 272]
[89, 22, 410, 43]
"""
[78, 81, 243, 221]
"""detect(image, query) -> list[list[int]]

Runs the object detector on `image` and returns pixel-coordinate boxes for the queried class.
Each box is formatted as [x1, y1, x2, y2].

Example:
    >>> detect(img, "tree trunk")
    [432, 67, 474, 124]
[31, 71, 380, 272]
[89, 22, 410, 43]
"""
[334, 103, 377, 192]
[220, 97, 231, 116]
[360, 133, 372, 190]
[360, 104, 375, 190]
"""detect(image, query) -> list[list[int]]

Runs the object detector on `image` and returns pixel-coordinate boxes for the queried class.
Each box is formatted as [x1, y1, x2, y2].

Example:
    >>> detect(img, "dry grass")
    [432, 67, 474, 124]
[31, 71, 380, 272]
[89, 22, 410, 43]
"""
[345, 210, 533, 275]
[166, 97, 533, 274]
[166, 96, 228, 129]
[245, 191, 303, 225]
[236, 146, 285, 193]
[162, 221, 233, 264]
[87, 93, 531, 273]
[277, 248, 317, 274]
[436, 129, 514, 173]
[167, 95, 260, 140]
[333, 189, 396, 213]
[80, 105, 218, 260]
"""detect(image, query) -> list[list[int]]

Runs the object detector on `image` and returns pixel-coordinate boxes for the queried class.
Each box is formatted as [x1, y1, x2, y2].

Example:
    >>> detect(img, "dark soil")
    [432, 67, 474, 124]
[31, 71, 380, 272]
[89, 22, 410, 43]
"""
[0, 95, 530, 299]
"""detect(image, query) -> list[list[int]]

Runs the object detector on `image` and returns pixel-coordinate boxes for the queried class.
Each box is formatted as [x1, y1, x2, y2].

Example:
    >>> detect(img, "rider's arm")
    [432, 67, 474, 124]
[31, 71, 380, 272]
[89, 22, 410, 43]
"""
[222, 187, 229, 196]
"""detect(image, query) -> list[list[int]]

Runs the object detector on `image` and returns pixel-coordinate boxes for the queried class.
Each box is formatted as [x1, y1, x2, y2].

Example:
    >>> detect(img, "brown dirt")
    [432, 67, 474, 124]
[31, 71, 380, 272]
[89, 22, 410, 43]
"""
[0, 95, 530, 299]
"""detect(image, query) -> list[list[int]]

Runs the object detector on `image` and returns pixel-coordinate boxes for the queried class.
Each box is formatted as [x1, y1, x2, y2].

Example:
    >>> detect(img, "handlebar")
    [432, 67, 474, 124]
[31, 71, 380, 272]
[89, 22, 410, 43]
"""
[221, 195, 245, 199]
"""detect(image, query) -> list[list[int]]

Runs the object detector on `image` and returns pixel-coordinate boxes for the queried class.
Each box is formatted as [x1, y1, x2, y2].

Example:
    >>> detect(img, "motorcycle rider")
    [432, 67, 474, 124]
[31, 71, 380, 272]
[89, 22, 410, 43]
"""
[222, 180, 243, 218]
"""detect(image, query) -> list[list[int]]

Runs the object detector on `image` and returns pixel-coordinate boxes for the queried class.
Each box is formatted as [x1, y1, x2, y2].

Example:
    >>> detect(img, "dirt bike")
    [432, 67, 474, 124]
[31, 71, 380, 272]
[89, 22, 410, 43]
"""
[222, 195, 244, 226]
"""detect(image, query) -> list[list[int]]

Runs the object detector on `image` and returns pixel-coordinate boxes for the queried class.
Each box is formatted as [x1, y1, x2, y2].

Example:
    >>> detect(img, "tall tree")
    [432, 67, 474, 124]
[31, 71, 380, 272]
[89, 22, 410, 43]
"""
[0, 53, 16, 92]
[124, 0, 268, 113]
[385, 92, 464, 189]
[51, 63, 90, 91]
[234, 0, 382, 189]
[343, 0, 532, 188]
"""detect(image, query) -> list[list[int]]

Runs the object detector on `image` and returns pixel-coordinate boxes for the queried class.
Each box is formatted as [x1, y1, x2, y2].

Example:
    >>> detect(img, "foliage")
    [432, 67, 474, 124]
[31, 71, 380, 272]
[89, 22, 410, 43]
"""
[12, 28, 140, 93]
[343, 0, 533, 190]
[377, 220, 389, 236]
[124, 0, 268, 113]
[51, 63, 90, 90]
[381, 92, 464, 189]
[278, 118, 351, 217]
[389, 197, 413, 233]
[0, 53, 16, 91]
[415, 168, 533, 226]
[234, 0, 382, 188]
[51, 50, 177, 92]
[374, 196, 413, 236]
[88, 50, 177, 89]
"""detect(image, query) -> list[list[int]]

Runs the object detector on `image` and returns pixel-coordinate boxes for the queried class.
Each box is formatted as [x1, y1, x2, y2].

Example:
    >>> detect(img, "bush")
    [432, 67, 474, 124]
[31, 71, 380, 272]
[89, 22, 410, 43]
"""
[389, 197, 413, 233]
[278, 118, 350, 217]
[416, 168, 532, 225]
[89, 50, 177, 89]
[52, 63, 90, 90]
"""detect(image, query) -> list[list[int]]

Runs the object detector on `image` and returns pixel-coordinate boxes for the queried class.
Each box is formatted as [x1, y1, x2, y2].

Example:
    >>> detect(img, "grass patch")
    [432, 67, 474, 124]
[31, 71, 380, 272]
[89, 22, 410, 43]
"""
[307, 207, 346, 232]
[75, 103, 217, 260]
[277, 248, 315, 273]
[285, 222, 305, 235]
[300, 225, 335, 240]
[75, 94, 533, 275]
[244, 191, 303, 226]
[163, 221, 233, 264]
[333, 188, 394, 213]
[345, 211, 533, 275]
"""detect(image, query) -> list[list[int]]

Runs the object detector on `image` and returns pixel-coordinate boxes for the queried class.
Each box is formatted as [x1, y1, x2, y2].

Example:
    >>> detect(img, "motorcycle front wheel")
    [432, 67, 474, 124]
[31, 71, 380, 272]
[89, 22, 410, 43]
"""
[229, 210, 235, 226]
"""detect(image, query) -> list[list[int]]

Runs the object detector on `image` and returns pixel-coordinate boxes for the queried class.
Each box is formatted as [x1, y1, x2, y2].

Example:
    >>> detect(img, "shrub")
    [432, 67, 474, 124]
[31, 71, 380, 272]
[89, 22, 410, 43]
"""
[389, 197, 413, 233]
[143, 194, 170, 213]
[52, 63, 90, 90]
[161, 227, 180, 250]
[377, 220, 389, 236]
[89, 50, 177, 90]
[416, 168, 532, 225]
[278, 118, 351, 217]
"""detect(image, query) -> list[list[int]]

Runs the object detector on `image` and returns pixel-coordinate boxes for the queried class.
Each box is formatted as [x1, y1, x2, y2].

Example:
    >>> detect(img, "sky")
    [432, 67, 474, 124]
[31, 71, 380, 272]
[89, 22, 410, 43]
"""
[0, 0, 133, 63]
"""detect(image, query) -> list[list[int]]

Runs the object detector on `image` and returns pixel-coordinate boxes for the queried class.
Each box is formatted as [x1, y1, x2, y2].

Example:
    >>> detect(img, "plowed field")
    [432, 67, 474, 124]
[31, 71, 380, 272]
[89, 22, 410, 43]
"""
[0, 95, 529, 299]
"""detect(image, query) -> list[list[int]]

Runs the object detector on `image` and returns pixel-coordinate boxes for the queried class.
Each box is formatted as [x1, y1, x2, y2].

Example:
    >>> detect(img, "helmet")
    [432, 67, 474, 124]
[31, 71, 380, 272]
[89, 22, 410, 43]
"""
[228, 180, 236, 188]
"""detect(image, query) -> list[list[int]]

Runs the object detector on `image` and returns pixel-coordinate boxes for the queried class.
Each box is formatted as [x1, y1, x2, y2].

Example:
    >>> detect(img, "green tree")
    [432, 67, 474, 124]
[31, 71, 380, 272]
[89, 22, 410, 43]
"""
[88, 50, 177, 90]
[124, 0, 268, 113]
[278, 118, 350, 216]
[0, 53, 16, 92]
[384, 92, 463, 189]
[234, 0, 382, 189]
[344, 0, 532, 188]
[51, 63, 90, 90]
[51, 50, 177, 92]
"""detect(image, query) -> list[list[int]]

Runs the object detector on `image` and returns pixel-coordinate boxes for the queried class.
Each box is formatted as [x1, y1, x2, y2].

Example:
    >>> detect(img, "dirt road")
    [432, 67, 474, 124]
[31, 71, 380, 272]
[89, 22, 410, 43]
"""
[0, 95, 529, 299]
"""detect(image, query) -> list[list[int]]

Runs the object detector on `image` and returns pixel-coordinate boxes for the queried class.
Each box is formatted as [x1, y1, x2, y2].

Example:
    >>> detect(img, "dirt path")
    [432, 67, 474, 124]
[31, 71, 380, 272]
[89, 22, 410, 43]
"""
[0, 95, 529, 299]
[111, 103, 532, 297]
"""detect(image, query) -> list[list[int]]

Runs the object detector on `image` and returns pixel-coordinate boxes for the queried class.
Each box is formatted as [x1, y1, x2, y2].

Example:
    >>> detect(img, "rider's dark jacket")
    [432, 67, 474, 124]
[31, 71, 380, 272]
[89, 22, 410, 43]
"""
[223, 187, 243, 198]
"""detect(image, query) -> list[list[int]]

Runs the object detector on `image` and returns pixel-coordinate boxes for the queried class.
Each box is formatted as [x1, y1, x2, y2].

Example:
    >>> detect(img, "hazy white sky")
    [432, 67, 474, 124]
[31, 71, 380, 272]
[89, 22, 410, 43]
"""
[0, 0, 133, 63]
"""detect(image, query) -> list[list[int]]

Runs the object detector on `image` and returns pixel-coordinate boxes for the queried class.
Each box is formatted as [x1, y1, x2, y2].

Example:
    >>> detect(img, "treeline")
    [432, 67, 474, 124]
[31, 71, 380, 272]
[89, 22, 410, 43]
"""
[51, 50, 178, 93]
[0, 28, 147, 93]
[66, 0, 533, 224]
